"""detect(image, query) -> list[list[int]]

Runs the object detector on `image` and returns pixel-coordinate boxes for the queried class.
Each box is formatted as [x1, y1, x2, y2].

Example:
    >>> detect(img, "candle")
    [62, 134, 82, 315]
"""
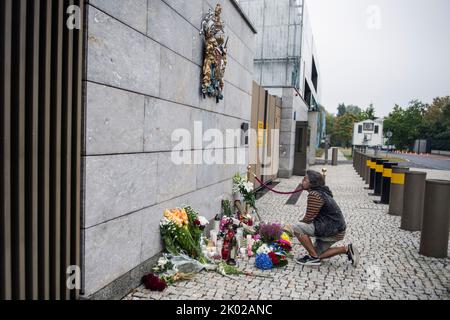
[246, 235, 254, 257]
[210, 230, 218, 246]
[217, 239, 223, 256]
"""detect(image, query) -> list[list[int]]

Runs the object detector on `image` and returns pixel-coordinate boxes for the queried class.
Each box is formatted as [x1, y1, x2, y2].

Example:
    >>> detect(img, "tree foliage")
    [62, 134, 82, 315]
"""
[326, 103, 377, 147]
[383, 97, 450, 151]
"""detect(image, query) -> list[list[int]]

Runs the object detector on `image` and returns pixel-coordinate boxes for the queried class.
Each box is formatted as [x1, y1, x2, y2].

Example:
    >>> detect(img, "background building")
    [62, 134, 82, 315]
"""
[352, 119, 385, 148]
[239, 0, 324, 174]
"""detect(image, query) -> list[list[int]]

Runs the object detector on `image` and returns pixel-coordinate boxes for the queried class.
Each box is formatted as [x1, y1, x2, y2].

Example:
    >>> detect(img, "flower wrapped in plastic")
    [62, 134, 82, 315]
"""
[159, 207, 208, 263]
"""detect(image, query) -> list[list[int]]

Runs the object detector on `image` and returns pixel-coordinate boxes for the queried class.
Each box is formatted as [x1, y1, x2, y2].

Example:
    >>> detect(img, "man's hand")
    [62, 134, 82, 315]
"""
[282, 224, 294, 235]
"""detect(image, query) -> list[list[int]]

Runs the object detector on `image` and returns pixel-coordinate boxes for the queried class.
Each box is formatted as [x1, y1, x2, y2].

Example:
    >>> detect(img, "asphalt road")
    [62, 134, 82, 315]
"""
[382, 152, 450, 170]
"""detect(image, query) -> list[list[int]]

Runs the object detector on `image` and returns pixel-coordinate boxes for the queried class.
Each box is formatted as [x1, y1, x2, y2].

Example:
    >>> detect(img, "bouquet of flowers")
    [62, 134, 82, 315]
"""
[160, 207, 208, 264]
[144, 253, 207, 291]
[253, 229, 293, 270]
[258, 223, 283, 243]
[233, 173, 256, 209]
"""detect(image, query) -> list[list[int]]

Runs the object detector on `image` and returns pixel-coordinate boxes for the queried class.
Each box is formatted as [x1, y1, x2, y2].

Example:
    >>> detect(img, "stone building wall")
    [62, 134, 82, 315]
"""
[82, 0, 256, 298]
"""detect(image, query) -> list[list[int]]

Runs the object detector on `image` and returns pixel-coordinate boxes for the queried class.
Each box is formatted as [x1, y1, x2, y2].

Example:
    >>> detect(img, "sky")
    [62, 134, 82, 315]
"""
[306, 0, 450, 117]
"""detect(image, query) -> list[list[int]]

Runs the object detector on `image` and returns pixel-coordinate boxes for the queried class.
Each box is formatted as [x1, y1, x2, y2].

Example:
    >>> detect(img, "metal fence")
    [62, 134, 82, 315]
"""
[1, 0, 84, 300]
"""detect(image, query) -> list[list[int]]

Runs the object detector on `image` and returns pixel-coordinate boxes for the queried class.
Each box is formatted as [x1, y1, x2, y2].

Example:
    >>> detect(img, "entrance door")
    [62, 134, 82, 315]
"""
[294, 121, 308, 176]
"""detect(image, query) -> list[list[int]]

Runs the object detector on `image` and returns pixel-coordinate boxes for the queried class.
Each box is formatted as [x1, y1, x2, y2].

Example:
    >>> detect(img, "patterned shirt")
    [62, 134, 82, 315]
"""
[302, 190, 346, 241]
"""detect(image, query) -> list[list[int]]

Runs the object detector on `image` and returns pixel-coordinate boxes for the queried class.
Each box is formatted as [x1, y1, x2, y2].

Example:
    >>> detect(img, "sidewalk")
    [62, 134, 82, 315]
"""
[125, 164, 449, 300]
[316, 148, 348, 164]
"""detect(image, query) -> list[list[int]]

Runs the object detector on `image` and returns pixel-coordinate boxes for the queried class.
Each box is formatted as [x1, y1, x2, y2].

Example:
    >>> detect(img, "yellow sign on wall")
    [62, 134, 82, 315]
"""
[257, 121, 264, 147]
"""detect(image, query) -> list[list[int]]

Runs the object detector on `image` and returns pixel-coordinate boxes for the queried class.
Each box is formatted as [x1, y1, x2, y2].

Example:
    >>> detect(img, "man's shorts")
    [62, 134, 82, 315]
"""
[291, 222, 343, 255]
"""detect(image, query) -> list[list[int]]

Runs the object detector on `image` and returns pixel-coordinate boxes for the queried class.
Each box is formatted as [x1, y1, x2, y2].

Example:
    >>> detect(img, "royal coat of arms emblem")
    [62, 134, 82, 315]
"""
[200, 4, 228, 103]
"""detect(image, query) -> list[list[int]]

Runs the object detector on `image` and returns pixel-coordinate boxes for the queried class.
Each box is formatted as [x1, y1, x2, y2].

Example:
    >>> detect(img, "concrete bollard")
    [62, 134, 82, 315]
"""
[364, 156, 371, 185]
[388, 166, 409, 216]
[363, 154, 370, 183]
[368, 157, 381, 191]
[379, 162, 398, 204]
[372, 159, 387, 196]
[355, 151, 360, 175]
[332, 148, 338, 166]
[359, 152, 364, 177]
[419, 179, 450, 258]
[359, 153, 365, 178]
[401, 171, 426, 231]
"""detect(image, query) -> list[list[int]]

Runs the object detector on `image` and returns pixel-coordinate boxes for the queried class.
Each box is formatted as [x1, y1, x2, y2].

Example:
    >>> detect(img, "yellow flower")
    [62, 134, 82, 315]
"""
[281, 232, 291, 243]
[164, 208, 189, 227]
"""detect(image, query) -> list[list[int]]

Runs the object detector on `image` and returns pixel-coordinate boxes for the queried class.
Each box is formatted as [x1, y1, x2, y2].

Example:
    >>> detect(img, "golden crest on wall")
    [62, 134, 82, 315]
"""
[200, 4, 228, 103]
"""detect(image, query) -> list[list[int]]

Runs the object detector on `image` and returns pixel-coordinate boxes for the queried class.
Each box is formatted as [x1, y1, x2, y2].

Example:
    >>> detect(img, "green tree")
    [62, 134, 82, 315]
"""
[345, 105, 362, 117]
[384, 100, 427, 150]
[424, 96, 450, 151]
[337, 103, 346, 117]
[334, 113, 358, 147]
[360, 104, 376, 120]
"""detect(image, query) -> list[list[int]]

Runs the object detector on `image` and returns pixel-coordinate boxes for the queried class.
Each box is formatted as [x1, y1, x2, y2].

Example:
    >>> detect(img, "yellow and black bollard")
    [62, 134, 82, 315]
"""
[372, 159, 387, 196]
[388, 166, 409, 216]
[379, 162, 398, 204]
[364, 155, 371, 185]
[368, 157, 380, 191]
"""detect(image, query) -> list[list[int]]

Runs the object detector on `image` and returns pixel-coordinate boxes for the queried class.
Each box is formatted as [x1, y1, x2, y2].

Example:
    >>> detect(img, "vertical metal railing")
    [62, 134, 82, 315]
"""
[0, 0, 84, 300]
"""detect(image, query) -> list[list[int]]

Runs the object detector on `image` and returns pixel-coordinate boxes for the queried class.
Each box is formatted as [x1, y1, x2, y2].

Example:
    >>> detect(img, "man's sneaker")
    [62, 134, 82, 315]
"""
[347, 244, 359, 267]
[295, 255, 321, 266]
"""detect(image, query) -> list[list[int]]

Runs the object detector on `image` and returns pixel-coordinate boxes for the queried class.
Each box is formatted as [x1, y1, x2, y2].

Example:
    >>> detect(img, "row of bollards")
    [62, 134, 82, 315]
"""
[352, 149, 450, 258]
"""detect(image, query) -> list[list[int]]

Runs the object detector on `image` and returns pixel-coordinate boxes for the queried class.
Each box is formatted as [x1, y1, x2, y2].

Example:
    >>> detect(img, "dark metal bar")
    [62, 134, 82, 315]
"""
[61, 0, 75, 300]
[25, 0, 40, 300]
[0, 0, 13, 301]
[38, 0, 53, 300]
[11, 0, 27, 300]
[50, 0, 64, 299]
[71, 0, 85, 300]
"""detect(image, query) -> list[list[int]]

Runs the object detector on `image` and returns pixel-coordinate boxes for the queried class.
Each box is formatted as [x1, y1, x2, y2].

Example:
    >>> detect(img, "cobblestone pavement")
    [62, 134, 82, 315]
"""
[125, 164, 450, 300]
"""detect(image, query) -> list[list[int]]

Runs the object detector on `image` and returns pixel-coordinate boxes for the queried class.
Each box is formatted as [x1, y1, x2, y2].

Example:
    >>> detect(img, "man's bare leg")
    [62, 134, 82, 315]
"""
[295, 232, 319, 258]
[319, 246, 348, 260]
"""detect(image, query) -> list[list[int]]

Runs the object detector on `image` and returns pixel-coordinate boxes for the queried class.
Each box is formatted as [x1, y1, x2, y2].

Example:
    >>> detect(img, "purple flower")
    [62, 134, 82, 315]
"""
[258, 223, 283, 243]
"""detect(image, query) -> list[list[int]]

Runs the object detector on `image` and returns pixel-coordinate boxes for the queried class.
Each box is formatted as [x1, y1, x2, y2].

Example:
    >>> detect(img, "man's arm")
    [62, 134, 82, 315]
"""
[301, 192, 324, 224]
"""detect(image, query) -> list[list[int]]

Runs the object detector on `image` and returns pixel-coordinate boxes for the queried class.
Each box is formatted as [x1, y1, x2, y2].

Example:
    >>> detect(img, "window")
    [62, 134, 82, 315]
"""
[358, 125, 362, 133]
[374, 125, 379, 134]
[311, 57, 318, 92]
[363, 123, 374, 131]
[304, 80, 311, 107]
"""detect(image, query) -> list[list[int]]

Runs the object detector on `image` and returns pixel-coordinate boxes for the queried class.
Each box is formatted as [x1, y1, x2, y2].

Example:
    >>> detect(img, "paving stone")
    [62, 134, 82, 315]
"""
[125, 164, 450, 300]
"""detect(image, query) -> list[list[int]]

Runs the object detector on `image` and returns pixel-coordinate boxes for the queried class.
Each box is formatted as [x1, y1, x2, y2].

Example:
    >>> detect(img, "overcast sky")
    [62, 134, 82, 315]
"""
[306, 0, 450, 117]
